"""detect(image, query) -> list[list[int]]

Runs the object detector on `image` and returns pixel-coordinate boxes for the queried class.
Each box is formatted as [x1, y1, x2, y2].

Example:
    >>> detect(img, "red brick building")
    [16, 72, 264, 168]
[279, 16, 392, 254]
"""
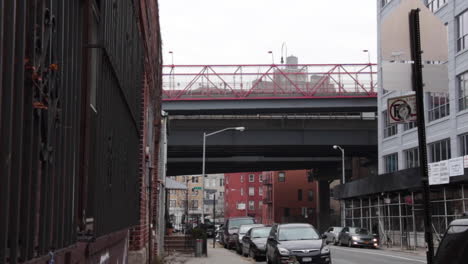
[262, 170, 319, 226]
[224, 172, 265, 222]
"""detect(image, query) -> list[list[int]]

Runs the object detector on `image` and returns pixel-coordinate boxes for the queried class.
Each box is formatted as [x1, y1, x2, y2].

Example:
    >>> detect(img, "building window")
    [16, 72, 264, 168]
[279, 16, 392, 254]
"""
[191, 200, 199, 209]
[241, 188, 244, 196]
[429, 138, 451, 162]
[428, 92, 450, 121]
[259, 187, 263, 196]
[240, 175, 244, 183]
[169, 200, 176, 207]
[249, 201, 255, 210]
[259, 201, 263, 208]
[384, 153, 398, 173]
[237, 203, 245, 210]
[192, 189, 199, 196]
[404, 147, 419, 169]
[249, 187, 255, 196]
[219, 178, 224, 186]
[460, 133, 468, 156]
[278, 172, 286, 182]
[381, 0, 392, 8]
[308, 190, 314, 201]
[192, 177, 199, 183]
[458, 72, 468, 111]
[383, 111, 397, 138]
[403, 121, 417, 131]
[249, 174, 255, 182]
[426, 0, 447, 12]
[284, 208, 290, 217]
[298, 189, 303, 201]
[220, 191, 224, 197]
[457, 10, 468, 52]
[259, 174, 263, 182]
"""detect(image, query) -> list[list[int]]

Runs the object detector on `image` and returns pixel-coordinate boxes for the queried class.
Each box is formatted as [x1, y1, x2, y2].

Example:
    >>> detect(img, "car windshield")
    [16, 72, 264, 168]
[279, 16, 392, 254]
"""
[251, 227, 272, 238]
[349, 228, 370, 235]
[278, 227, 320, 241]
[229, 219, 255, 229]
[334, 227, 343, 232]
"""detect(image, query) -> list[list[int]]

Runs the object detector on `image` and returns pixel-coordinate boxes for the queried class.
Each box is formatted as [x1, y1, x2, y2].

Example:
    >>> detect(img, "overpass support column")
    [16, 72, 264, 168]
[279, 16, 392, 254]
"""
[317, 180, 331, 233]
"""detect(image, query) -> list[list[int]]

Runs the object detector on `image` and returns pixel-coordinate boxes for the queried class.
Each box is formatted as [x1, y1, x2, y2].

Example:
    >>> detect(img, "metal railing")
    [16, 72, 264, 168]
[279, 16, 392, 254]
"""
[163, 64, 377, 100]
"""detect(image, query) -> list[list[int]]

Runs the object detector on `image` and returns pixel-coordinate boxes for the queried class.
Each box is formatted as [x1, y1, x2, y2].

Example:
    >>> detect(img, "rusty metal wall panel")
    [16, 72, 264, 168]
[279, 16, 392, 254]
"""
[0, 0, 153, 262]
[1, 0, 17, 262]
[86, 0, 144, 237]
[0, 0, 84, 262]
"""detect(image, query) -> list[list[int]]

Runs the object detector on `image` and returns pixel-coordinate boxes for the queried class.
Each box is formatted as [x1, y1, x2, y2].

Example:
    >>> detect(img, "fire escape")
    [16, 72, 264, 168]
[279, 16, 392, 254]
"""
[263, 172, 274, 224]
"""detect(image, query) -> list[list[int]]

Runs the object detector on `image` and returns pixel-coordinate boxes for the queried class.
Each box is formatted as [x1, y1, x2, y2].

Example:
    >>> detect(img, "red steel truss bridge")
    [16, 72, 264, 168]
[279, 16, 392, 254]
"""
[162, 63, 377, 101]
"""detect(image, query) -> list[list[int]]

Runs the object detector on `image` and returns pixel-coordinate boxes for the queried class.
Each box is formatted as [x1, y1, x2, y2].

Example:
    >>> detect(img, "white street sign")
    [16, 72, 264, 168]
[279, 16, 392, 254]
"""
[449, 157, 464, 177]
[439, 160, 450, 184]
[428, 162, 440, 185]
[387, 95, 417, 124]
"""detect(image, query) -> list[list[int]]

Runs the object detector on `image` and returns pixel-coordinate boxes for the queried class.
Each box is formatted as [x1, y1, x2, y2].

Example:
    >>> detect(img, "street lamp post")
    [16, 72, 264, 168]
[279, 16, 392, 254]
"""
[363, 50, 374, 93]
[168, 51, 174, 65]
[333, 145, 346, 226]
[268, 51, 274, 64]
[202, 127, 245, 223]
[281, 43, 288, 64]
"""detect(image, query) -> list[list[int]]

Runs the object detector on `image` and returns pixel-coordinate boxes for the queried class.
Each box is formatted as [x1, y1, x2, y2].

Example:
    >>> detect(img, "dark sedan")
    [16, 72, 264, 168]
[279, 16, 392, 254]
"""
[241, 226, 271, 260]
[222, 217, 255, 249]
[435, 218, 468, 264]
[337, 227, 378, 248]
[235, 224, 265, 254]
[266, 223, 331, 264]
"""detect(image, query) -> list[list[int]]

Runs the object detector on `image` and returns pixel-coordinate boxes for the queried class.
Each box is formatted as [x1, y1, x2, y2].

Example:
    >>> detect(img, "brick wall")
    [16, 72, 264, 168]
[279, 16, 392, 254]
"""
[129, 0, 163, 258]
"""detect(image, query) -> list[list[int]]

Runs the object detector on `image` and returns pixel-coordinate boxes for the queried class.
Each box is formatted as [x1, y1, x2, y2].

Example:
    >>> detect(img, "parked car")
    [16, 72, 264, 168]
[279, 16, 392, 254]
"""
[337, 227, 378, 248]
[435, 217, 468, 264]
[241, 226, 272, 260]
[216, 224, 223, 242]
[323, 226, 343, 245]
[201, 220, 216, 238]
[222, 217, 255, 249]
[234, 224, 264, 254]
[266, 223, 331, 264]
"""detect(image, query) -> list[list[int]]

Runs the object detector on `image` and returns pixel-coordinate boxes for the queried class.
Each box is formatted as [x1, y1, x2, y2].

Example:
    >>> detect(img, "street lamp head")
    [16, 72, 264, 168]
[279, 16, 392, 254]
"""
[268, 51, 272, 54]
[235, 127, 245, 132]
[169, 51, 173, 54]
[333, 145, 338, 150]
[363, 49, 369, 53]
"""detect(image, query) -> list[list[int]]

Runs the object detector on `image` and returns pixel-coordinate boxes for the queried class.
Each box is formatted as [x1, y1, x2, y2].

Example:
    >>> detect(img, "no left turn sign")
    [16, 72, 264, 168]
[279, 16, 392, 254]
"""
[387, 95, 417, 124]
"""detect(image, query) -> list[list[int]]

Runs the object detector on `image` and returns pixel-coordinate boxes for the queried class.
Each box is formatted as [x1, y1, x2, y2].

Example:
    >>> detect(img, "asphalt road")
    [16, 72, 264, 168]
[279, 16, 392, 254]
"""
[329, 246, 426, 264]
[232, 246, 427, 264]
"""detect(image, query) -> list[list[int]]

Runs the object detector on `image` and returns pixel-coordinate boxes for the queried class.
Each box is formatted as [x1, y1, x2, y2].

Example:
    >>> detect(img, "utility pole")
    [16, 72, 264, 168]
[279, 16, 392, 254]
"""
[213, 192, 216, 248]
[409, 9, 434, 264]
[185, 176, 190, 234]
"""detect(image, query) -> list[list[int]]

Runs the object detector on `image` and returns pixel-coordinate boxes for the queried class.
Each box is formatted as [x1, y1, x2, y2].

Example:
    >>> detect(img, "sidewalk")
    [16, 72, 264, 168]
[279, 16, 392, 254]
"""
[379, 246, 427, 257]
[164, 241, 252, 264]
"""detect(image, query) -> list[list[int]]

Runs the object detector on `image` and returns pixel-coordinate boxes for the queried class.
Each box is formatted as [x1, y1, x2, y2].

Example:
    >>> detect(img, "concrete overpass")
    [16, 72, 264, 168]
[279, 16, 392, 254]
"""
[166, 114, 377, 176]
[162, 63, 378, 176]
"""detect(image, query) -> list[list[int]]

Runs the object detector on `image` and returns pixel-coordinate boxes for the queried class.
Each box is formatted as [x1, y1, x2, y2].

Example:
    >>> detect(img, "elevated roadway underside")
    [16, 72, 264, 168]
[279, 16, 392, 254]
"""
[162, 97, 377, 115]
[166, 115, 377, 176]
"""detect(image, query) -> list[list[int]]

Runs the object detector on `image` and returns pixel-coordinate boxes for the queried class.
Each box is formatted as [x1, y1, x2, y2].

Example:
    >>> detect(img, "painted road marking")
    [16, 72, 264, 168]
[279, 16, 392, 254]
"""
[332, 247, 426, 263]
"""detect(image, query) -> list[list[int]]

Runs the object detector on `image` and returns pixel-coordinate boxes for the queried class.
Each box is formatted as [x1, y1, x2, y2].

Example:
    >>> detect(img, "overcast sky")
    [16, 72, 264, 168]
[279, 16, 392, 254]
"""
[159, 0, 377, 65]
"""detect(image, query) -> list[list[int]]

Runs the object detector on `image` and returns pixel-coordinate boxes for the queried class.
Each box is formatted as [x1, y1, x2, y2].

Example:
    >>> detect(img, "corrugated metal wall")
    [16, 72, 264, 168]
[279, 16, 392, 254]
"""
[0, 0, 148, 263]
